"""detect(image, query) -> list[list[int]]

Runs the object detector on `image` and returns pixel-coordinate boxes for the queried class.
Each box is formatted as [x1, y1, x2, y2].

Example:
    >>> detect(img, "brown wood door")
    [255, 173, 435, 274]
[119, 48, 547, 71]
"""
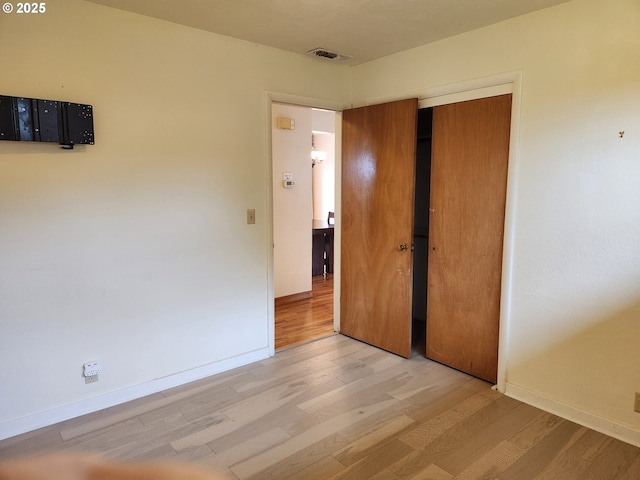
[427, 94, 512, 383]
[341, 98, 418, 358]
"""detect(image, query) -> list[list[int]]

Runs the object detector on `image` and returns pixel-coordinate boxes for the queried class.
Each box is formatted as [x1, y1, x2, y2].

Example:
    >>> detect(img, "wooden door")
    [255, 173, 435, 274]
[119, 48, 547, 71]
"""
[341, 98, 418, 358]
[427, 94, 512, 383]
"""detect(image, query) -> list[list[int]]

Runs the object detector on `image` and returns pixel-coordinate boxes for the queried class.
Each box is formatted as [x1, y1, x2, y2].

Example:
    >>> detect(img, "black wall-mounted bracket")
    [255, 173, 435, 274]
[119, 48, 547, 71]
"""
[0, 95, 94, 148]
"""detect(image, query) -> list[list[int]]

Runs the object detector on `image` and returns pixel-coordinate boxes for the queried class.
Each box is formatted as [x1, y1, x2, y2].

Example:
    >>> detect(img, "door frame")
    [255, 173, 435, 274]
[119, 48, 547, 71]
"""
[265, 92, 349, 357]
[357, 70, 522, 392]
[265, 70, 522, 394]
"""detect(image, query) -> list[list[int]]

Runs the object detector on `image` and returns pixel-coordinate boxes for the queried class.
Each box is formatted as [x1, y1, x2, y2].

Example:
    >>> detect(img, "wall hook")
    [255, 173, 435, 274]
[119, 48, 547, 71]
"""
[619, 131, 625, 138]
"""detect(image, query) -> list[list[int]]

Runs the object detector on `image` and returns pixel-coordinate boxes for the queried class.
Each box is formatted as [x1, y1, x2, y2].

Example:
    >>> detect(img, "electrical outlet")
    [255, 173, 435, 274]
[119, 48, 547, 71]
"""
[635, 392, 640, 413]
[83, 361, 100, 377]
[85, 374, 99, 384]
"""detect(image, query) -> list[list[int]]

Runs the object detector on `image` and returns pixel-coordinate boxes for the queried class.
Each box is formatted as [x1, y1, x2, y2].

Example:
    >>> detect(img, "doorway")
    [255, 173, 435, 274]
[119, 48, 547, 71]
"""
[271, 102, 338, 350]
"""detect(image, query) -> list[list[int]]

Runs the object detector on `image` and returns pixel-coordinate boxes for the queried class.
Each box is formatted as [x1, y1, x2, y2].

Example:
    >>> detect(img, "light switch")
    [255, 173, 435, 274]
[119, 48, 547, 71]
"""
[247, 209, 256, 224]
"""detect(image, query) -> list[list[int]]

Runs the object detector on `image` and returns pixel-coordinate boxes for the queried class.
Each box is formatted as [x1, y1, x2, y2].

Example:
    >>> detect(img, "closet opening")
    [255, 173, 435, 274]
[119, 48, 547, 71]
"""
[411, 107, 433, 356]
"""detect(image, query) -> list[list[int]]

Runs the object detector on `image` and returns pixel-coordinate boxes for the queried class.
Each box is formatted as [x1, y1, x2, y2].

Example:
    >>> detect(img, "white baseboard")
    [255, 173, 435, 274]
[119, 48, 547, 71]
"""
[0, 348, 270, 442]
[504, 383, 640, 448]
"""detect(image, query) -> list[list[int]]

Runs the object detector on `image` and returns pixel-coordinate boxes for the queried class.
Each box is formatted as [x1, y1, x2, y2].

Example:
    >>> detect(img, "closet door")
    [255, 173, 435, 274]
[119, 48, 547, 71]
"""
[427, 94, 512, 383]
[341, 98, 418, 358]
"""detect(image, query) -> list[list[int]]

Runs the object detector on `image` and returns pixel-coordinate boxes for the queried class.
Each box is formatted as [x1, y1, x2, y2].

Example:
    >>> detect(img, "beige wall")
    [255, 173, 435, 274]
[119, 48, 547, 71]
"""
[311, 132, 336, 222]
[351, 0, 640, 444]
[0, 0, 350, 437]
[272, 103, 313, 298]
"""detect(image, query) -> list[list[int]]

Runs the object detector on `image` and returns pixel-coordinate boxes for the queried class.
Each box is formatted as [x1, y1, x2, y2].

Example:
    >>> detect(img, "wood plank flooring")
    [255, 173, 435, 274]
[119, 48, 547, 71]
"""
[275, 274, 335, 350]
[1, 335, 638, 479]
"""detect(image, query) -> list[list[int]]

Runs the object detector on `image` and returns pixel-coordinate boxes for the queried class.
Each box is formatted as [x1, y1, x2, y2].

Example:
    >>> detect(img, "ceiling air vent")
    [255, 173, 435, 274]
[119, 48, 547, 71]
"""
[307, 48, 351, 61]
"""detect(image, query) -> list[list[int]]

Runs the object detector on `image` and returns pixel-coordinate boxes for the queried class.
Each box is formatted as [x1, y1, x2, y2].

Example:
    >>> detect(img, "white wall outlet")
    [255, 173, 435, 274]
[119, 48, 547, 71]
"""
[83, 361, 100, 377]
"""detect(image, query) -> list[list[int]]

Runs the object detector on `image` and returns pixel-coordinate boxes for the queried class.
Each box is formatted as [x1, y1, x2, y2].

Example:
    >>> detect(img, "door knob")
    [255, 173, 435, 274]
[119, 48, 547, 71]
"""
[398, 243, 408, 251]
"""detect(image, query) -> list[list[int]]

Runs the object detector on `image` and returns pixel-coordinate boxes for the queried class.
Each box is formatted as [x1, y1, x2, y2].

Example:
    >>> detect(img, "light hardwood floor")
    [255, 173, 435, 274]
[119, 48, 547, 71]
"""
[1, 335, 638, 479]
[275, 274, 335, 350]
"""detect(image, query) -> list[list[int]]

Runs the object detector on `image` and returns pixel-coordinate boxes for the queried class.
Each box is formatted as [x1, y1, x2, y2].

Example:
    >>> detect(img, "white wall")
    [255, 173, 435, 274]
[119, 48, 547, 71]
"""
[311, 109, 336, 222]
[311, 133, 335, 222]
[0, 0, 350, 438]
[272, 103, 313, 298]
[351, 0, 640, 444]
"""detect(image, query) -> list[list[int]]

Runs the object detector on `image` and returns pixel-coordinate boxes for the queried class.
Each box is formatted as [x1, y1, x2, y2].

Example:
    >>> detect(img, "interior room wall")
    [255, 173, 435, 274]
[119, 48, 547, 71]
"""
[272, 103, 313, 298]
[0, 0, 350, 439]
[2, 0, 638, 448]
[350, 0, 640, 444]
[311, 132, 335, 222]
[311, 108, 336, 223]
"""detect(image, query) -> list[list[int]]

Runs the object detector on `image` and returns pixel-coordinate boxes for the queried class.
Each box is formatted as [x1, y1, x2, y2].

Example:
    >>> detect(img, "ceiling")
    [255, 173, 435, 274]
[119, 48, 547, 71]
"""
[87, 0, 571, 66]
